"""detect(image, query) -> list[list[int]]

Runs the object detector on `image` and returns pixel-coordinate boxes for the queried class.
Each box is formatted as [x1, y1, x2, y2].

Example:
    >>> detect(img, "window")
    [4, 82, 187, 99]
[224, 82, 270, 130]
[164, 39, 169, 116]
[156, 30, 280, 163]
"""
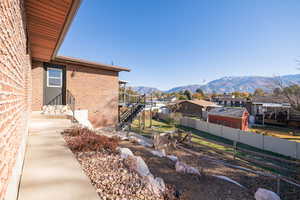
[47, 68, 62, 87]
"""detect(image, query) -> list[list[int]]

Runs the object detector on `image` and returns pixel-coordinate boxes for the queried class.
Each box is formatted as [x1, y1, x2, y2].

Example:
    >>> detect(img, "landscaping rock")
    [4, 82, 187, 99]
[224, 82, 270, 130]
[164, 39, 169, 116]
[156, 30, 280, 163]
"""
[150, 150, 166, 157]
[175, 161, 187, 173]
[118, 148, 134, 159]
[255, 188, 281, 200]
[167, 155, 178, 162]
[125, 155, 151, 177]
[175, 161, 201, 176]
[186, 166, 201, 176]
[155, 177, 166, 192]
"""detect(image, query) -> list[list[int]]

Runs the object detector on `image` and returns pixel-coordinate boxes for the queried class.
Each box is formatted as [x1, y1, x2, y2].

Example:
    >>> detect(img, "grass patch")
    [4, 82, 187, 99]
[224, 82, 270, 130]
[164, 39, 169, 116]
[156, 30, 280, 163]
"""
[133, 118, 299, 175]
[131, 118, 175, 137]
[249, 125, 300, 142]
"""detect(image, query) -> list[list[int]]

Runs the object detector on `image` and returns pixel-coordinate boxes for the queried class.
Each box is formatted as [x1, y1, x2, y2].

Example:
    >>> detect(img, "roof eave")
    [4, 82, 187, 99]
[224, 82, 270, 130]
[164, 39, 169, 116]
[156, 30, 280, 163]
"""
[53, 56, 131, 72]
[51, 0, 82, 60]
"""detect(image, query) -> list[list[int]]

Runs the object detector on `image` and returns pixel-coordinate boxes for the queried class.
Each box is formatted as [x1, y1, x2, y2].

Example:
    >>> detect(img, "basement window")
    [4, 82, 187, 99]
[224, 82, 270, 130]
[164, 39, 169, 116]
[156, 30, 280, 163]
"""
[47, 68, 62, 87]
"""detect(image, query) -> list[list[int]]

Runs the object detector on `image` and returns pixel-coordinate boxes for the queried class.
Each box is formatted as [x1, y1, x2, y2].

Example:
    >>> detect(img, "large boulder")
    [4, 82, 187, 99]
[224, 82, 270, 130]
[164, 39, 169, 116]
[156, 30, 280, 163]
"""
[255, 188, 281, 200]
[125, 155, 151, 177]
[118, 148, 134, 159]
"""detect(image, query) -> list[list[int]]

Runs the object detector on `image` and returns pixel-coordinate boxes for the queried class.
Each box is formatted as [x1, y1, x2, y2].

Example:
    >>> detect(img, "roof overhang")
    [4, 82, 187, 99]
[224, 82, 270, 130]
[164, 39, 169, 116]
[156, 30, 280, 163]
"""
[26, 0, 131, 72]
[26, 0, 82, 61]
[53, 56, 131, 72]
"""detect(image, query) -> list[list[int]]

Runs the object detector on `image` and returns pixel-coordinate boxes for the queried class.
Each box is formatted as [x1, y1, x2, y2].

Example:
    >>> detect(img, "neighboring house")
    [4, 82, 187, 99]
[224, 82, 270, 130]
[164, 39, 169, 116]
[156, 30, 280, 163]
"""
[208, 107, 249, 130]
[212, 96, 246, 107]
[0, 1, 130, 199]
[245, 96, 300, 126]
[170, 100, 220, 118]
[164, 96, 177, 102]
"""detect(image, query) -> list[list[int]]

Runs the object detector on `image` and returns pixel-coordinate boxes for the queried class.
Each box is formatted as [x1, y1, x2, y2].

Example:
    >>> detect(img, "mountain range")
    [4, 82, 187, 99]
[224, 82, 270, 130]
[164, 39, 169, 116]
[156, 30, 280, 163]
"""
[132, 74, 300, 94]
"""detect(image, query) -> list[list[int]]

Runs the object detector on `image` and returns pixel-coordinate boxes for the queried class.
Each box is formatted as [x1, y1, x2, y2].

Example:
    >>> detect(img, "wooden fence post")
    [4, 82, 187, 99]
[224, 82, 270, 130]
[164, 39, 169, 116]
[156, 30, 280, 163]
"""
[233, 140, 237, 160]
[276, 176, 281, 196]
[139, 114, 141, 132]
[143, 110, 146, 130]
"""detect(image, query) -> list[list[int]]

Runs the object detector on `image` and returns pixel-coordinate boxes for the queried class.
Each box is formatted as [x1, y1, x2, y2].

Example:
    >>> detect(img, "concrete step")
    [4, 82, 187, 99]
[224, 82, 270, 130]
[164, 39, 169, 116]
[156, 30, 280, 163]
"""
[42, 105, 72, 115]
[31, 111, 73, 120]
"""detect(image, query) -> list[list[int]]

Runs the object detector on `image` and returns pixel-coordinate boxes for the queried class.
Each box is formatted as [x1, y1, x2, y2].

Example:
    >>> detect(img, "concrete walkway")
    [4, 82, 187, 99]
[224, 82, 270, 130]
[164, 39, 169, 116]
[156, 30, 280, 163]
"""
[18, 118, 99, 200]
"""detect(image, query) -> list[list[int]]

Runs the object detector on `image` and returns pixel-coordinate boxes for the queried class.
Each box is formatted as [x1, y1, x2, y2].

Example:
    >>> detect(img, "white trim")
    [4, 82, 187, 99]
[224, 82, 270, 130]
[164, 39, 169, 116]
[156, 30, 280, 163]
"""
[47, 68, 62, 88]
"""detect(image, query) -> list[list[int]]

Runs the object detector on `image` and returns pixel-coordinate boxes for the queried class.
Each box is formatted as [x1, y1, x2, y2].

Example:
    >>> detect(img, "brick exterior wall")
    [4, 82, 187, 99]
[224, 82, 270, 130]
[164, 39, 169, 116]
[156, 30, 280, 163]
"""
[208, 114, 249, 130]
[0, 0, 31, 199]
[31, 61, 43, 111]
[66, 63, 119, 128]
[31, 60, 119, 128]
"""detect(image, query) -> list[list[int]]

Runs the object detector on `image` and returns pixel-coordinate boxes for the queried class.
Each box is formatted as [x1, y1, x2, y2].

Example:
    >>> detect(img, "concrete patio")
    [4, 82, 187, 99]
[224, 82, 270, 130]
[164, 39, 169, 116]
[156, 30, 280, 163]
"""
[18, 117, 99, 200]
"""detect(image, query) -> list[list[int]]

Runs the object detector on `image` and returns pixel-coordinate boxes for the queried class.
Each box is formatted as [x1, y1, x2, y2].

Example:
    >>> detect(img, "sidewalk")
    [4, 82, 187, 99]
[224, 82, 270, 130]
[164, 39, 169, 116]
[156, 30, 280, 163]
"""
[18, 118, 99, 200]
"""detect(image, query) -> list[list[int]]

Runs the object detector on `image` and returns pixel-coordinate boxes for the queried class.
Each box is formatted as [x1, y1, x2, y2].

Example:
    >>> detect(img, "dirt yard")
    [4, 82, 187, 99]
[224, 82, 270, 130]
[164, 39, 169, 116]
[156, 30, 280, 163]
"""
[62, 126, 299, 200]
[121, 141, 257, 200]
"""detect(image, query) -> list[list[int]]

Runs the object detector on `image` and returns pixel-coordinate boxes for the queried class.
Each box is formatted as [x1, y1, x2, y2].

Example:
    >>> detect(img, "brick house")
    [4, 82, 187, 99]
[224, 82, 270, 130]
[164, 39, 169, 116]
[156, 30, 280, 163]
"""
[208, 107, 249, 130]
[169, 100, 220, 118]
[0, 0, 130, 199]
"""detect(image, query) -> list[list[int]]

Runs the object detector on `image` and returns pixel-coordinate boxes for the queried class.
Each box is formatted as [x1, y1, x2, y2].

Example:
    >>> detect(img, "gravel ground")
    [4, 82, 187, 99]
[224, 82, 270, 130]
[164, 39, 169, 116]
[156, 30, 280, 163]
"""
[76, 151, 165, 200]
[63, 132, 172, 200]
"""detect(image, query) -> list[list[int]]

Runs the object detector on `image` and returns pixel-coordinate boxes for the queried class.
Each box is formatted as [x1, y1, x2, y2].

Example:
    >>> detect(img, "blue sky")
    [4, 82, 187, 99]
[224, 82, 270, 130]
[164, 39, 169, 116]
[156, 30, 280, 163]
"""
[58, 0, 300, 90]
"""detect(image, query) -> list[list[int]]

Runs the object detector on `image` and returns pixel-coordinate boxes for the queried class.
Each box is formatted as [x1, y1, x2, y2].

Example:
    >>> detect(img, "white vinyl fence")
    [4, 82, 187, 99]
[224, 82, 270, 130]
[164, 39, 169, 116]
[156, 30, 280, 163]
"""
[180, 117, 300, 159]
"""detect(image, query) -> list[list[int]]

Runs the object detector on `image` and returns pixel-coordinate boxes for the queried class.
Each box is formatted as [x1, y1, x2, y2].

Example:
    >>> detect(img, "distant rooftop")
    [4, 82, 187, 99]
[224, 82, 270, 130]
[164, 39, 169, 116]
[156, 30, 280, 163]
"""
[209, 107, 248, 118]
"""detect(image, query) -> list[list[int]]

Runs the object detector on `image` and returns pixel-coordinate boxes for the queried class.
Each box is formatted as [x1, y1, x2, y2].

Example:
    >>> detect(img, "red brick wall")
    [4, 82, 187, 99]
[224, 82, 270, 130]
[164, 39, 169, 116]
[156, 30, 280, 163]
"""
[31, 61, 120, 128]
[65, 64, 119, 128]
[0, 0, 31, 199]
[208, 115, 244, 130]
[31, 61, 43, 111]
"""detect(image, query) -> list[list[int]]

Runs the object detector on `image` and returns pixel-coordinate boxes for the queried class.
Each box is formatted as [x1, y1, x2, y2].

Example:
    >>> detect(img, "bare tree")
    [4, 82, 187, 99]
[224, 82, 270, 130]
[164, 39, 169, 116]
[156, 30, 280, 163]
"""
[274, 77, 300, 111]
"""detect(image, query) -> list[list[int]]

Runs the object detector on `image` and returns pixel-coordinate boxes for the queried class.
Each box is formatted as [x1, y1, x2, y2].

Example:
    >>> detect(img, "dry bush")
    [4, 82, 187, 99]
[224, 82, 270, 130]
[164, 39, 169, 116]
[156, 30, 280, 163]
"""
[65, 127, 119, 153]
[63, 127, 92, 137]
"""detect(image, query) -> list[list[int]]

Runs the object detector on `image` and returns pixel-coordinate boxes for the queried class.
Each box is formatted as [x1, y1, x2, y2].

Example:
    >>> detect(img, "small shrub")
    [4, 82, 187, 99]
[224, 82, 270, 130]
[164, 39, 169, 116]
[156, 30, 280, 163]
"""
[63, 127, 93, 137]
[65, 127, 119, 153]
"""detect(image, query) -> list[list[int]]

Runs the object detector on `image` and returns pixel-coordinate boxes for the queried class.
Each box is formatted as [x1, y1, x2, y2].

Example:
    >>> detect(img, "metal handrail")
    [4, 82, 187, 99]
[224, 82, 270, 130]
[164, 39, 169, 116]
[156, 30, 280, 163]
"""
[47, 93, 63, 106]
[66, 89, 75, 121]
[45, 90, 76, 121]
[118, 94, 146, 129]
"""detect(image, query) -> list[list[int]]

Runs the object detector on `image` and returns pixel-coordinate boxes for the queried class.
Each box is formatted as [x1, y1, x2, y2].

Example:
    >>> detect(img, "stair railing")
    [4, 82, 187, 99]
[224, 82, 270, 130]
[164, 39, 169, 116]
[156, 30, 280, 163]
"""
[47, 93, 63, 106]
[45, 90, 76, 121]
[118, 94, 146, 130]
[66, 89, 76, 121]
